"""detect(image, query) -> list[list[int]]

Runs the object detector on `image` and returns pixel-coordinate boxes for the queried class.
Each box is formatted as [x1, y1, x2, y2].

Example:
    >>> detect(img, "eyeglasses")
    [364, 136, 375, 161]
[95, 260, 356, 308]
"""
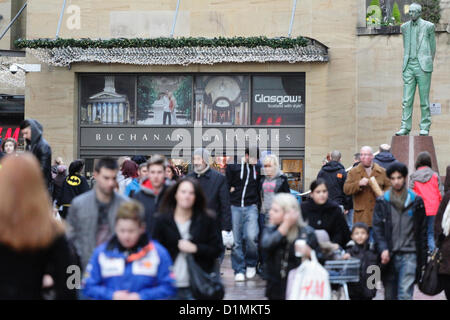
[263, 164, 272, 168]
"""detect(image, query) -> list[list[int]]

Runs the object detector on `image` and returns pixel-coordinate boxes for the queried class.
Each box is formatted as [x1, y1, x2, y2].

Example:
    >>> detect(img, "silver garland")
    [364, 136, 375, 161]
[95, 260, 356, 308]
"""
[28, 45, 328, 67]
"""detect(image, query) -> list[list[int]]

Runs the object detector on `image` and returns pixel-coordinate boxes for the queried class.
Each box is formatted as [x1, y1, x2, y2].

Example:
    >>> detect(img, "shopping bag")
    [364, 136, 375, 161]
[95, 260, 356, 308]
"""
[286, 250, 331, 300]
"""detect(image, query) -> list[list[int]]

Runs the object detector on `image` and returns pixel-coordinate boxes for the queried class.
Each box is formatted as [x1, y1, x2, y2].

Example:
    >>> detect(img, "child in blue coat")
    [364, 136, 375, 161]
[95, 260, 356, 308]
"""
[82, 200, 176, 300]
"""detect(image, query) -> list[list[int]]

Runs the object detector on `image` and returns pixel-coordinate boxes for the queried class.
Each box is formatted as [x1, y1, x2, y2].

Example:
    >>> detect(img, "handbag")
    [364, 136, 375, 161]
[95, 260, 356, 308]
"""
[418, 238, 444, 296]
[186, 254, 225, 300]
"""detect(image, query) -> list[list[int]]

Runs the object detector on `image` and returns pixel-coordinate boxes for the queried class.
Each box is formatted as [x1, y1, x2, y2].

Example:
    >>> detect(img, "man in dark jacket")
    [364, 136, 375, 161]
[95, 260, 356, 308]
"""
[226, 147, 261, 281]
[131, 154, 168, 237]
[317, 150, 349, 211]
[372, 162, 427, 300]
[20, 119, 52, 189]
[373, 144, 398, 169]
[188, 148, 233, 250]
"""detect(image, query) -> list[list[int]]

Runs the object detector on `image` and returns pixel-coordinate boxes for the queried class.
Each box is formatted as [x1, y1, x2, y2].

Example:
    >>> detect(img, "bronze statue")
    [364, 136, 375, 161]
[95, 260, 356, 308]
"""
[396, 3, 436, 136]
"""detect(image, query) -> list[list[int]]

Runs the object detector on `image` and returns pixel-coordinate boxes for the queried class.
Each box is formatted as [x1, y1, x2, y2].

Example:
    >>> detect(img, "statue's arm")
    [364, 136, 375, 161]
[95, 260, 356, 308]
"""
[429, 24, 436, 61]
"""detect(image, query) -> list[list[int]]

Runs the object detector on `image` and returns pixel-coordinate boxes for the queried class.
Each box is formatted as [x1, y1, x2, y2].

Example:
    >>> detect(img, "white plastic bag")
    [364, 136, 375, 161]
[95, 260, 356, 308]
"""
[222, 230, 234, 249]
[286, 250, 331, 300]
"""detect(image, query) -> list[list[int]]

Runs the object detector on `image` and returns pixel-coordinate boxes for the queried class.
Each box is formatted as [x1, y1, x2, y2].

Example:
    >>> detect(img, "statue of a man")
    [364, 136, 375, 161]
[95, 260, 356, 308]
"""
[395, 3, 436, 136]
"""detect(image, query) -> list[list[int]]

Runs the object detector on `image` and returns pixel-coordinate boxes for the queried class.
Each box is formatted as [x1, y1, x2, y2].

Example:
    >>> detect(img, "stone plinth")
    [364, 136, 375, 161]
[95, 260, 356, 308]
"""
[391, 136, 440, 176]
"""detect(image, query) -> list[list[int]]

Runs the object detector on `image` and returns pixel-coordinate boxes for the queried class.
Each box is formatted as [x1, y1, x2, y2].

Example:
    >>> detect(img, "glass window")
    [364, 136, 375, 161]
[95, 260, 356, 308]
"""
[194, 75, 250, 125]
[251, 75, 305, 125]
[282, 159, 303, 192]
[80, 75, 136, 125]
[137, 76, 193, 125]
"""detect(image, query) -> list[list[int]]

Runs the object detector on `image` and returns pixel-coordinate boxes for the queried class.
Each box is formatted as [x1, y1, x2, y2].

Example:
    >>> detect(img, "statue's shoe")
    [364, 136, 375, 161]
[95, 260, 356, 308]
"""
[395, 128, 410, 136]
[419, 130, 429, 136]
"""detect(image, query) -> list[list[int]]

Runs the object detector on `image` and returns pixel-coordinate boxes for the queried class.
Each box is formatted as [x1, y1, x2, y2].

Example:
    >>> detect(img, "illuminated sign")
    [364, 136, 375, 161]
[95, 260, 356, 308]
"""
[0, 127, 20, 141]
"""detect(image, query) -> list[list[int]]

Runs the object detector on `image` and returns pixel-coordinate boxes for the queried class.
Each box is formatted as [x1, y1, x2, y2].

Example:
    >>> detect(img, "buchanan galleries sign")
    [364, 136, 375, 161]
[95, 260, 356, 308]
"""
[15, 36, 329, 67]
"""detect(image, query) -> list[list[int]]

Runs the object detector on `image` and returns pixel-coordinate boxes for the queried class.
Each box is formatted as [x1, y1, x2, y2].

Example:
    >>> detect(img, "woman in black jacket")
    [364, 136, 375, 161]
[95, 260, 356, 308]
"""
[301, 179, 351, 248]
[0, 154, 77, 300]
[152, 177, 223, 300]
[57, 159, 90, 219]
[262, 193, 322, 300]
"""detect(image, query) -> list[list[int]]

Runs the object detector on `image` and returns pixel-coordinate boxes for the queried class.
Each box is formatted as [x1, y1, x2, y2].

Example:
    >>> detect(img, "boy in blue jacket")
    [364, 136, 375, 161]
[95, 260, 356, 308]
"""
[82, 200, 176, 300]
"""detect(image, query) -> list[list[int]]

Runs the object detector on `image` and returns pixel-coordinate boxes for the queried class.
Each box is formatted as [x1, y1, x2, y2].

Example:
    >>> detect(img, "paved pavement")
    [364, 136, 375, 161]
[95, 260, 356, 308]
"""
[219, 249, 447, 300]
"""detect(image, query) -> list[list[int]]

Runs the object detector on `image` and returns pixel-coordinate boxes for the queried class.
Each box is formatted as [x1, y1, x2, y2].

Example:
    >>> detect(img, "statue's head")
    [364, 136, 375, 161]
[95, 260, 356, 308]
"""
[409, 3, 422, 22]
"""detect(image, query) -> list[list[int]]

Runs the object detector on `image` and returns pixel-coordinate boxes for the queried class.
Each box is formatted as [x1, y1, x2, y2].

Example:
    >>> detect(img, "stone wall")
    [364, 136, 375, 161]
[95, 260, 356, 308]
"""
[23, 0, 449, 186]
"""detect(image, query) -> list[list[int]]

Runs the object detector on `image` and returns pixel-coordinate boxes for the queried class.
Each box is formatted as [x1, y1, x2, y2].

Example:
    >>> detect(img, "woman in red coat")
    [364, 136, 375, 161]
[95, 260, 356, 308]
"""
[409, 152, 443, 252]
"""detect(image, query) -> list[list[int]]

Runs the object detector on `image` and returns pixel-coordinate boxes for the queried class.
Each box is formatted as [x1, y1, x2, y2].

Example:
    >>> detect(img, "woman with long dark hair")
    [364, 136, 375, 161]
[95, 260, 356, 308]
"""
[301, 179, 351, 248]
[152, 177, 223, 300]
[0, 154, 77, 299]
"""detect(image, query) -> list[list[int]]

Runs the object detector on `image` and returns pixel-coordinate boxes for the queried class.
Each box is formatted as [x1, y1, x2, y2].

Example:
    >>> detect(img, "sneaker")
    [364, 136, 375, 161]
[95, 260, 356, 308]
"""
[246, 267, 256, 279]
[234, 273, 245, 282]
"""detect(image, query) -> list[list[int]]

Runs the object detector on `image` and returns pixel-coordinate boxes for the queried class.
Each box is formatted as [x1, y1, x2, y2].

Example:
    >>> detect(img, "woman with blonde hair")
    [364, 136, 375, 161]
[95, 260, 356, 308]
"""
[0, 153, 77, 299]
[261, 193, 322, 300]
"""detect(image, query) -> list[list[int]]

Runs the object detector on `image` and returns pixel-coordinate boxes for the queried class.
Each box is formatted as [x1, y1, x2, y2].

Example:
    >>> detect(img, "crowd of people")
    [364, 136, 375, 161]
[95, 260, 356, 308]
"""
[0, 118, 449, 301]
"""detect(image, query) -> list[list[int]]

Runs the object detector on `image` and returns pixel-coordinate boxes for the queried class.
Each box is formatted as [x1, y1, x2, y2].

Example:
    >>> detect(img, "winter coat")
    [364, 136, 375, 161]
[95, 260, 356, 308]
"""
[152, 211, 223, 274]
[52, 173, 66, 202]
[124, 178, 141, 198]
[344, 163, 391, 227]
[82, 234, 176, 300]
[372, 189, 427, 283]
[131, 179, 168, 237]
[373, 151, 397, 170]
[24, 119, 52, 188]
[301, 199, 351, 248]
[66, 189, 128, 271]
[187, 168, 232, 231]
[0, 234, 77, 300]
[261, 224, 322, 300]
[259, 172, 291, 213]
[56, 174, 90, 208]
[345, 241, 379, 300]
[317, 161, 349, 208]
[226, 160, 261, 207]
[435, 191, 450, 275]
[409, 166, 443, 216]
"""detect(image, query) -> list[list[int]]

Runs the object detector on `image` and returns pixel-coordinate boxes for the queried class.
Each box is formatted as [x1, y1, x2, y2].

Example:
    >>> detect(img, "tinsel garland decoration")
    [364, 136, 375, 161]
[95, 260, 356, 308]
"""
[16, 37, 328, 67]
[15, 36, 310, 49]
[27, 45, 328, 67]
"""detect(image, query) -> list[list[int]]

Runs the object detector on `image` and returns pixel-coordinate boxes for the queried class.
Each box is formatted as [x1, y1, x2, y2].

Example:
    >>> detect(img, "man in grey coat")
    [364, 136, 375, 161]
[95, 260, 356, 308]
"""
[66, 157, 128, 271]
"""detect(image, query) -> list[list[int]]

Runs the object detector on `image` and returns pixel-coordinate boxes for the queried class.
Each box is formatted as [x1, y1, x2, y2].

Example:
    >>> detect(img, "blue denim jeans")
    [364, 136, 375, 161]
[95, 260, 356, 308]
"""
[231, 204, 259, 274]
[426, 215, 435, 252]
[382, 252, 417, 300]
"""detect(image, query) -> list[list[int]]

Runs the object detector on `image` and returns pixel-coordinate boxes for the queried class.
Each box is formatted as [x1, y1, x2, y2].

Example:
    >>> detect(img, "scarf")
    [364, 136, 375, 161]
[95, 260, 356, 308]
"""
[390, 187, 408, 213]
[194, 164, 210, 177]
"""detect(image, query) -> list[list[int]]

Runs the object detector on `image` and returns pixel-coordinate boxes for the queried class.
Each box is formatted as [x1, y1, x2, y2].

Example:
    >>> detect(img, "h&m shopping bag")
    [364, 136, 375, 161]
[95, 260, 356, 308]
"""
[286, 250, 331, 300]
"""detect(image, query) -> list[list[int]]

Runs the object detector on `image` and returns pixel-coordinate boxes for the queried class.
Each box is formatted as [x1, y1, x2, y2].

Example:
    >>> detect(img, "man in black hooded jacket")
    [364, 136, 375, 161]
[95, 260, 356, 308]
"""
[373, 144, 398, 169]
[317, 150, 349, 211]
[20, 119, 52, 188]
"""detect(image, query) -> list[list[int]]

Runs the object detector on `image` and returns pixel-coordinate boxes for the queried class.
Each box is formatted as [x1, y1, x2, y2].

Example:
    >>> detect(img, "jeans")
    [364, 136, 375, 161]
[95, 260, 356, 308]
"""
[163, 111, 172, 125]
[231, 204, 259, 274]
[258, 213, 268, 272]
[426, 215, 436, 252]
[382, 252, 417, 300]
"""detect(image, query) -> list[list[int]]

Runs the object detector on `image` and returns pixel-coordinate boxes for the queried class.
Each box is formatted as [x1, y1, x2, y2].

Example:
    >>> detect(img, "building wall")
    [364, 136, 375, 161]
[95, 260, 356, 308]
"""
[357, 32, 450, 176]
[24, 0, 450, 187]
[0, 0, 12, 50]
